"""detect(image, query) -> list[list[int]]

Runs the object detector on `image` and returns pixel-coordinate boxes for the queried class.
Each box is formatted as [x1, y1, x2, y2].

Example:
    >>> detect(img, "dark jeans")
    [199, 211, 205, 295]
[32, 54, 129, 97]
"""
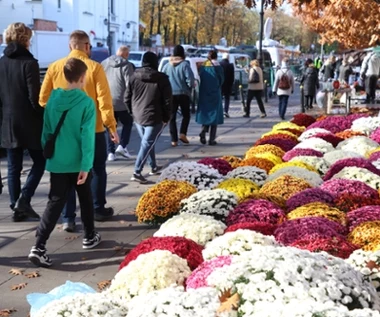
[107, 110, 133, 153]
[36, 172, 95, 248]
[246, 90, 266, 116]
[279, 95, 290, 118]
[62, 132, 107, 223]
[305, 95, 314, 108]
[7, 148, 45, 209]
[135, 123, 165, 174]
[224, 94, 231, 113]
[200, 125, 217, 142]
[366, 75, 378, 103]
[170, 95, 191, 142]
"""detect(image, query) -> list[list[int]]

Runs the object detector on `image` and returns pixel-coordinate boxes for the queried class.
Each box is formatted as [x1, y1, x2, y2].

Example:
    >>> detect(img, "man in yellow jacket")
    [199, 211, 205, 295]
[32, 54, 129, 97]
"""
[40, 30, 119, 230]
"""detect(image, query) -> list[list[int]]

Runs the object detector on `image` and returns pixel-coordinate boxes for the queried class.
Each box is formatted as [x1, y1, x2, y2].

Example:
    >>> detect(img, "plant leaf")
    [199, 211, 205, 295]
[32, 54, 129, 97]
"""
[97, 280, 111, 291]
[8, 268, 23, 276]
[25, 271, 40, 279]
[11, 283, 27, 291]
[217, 291, 240, 313]
[0, 308, 17, 317]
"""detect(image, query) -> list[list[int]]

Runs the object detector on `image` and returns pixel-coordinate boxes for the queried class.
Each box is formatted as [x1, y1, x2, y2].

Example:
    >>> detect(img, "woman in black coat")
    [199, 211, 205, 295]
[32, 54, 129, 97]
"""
[0, 23, 45, 222]
[301, 59, 320, 109]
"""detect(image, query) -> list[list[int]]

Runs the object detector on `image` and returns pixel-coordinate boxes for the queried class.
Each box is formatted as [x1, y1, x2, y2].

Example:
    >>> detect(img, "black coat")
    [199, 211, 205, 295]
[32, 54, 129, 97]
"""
[0, 42, 43, 149]
[126, 67, 172, 126]
[301, 66, 319, 97]
[220, 58, 235, 95]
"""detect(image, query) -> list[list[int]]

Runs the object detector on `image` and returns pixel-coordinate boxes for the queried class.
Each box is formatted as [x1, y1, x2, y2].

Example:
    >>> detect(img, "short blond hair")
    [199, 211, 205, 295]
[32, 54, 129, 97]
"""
[117, 46, 129, 54]
[69, 30, 90, 46]
[250, 59, 260, 67]
[5, 22, 32, 47]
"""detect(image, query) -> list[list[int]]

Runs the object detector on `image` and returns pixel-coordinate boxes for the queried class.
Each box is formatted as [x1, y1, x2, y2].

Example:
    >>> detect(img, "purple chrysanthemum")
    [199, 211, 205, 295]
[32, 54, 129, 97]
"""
[320, 179, 379, 200]
[283, 148, 323, 162]
[323, 158, 380, 181]
[286, 188, 335, 212]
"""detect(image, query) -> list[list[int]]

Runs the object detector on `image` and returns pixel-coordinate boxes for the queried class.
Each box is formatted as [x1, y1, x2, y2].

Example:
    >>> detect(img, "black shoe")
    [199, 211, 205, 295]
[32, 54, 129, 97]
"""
[12, 210, 28, 222]
[83, 232, 102, 249]
[224, 112, 230, 118]
[280, 116, 285, 120]
[243, 114, 250, 118]
[209, 140, 218, 146]
[131, 173, 149, 184]
[199, 133, 206, 145]
[260, 113, 267, 118]
[28, 246, 52, 268]
[94, 207, 114, 222]
[149, 166, 163, 175]
[14, 196, 40, 220]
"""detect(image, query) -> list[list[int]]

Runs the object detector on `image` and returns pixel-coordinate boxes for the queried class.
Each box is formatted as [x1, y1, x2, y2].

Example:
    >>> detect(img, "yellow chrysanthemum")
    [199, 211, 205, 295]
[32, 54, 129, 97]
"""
[272, 121, 306, 132]
[136, 180, 197, 224]
[260, 175, 311, 200]
[269, 161, 317, 175]
[245, 145, 285, 159]
[348, 220, 380, 247]
[261, 130, 299, 140]
[253, 152, 283, 165]
[217, 178, 259, 201]
[287, 202, 347, 226]
[363, 239, 380, 252]
[220, 156, 242, 169]
[240, 192, 286, 208]
[239, 157, 275, 173]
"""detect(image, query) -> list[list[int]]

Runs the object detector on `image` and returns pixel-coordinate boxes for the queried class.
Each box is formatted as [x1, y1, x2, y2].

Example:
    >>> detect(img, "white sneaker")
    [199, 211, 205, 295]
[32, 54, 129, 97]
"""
[107, 153, 116, 161]
[116, 145, 132, 158]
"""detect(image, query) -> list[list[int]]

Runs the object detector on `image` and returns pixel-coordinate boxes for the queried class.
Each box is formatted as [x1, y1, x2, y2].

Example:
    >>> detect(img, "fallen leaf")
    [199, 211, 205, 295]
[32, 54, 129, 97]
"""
[97, 280, 111, 291]
[0, 308, 17, 317]
[8, 268, 23, 276]
[81, 257, 87, 260]
[65, 235, 80, 240]
[11, 283, 27, 291]
[217, 290, 240, 313]
[119, 220, 126, 224]
[182, 154, 190, 158]
[141, 235, 153, 240]
[128, 224, 133, 227]
[113, 245, 124, 251]
[25, 271, 40, 279]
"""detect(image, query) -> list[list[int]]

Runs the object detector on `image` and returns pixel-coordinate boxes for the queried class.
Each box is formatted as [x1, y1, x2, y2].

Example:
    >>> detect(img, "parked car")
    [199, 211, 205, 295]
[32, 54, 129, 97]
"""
[90, 46, 109, 63]
[158, 56, 207, 112]
[128, 51, 146, 68]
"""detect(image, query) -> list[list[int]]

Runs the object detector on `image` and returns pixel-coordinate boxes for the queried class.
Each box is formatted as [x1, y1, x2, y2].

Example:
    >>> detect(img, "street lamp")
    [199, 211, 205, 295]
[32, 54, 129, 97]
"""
[107, 0, 112, 55]
[257, 0, 264, 67]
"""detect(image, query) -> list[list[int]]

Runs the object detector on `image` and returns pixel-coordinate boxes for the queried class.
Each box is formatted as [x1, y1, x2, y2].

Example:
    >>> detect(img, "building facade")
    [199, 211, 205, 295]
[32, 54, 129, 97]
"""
[0, 0, 139, 52]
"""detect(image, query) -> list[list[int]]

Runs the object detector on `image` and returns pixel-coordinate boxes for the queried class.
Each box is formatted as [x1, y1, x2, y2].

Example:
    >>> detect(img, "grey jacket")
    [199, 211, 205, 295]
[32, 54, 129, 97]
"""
[162, 57, 194, 97]
[101, 55, 134, 111]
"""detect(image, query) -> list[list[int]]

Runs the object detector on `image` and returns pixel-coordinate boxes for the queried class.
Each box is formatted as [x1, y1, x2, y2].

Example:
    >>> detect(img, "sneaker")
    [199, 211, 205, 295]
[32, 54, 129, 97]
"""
[63, 222, 76, 233]
[209, 140, 218, 146]
[243, 114, 250, 118]
[83, 232, 102, 249]
[115, 145, 132, 158]
[149, 166, 163, 175]
[12, 210, 28, 222]
[131, 173, 148, 184]
[107, 153, 116, 162]
[94, 207, 114, 222]
[224, 112, 230, 118]
[260, 113, 267, 118]
[171, 142, 178, 147]
[179, 134, 190, 145]
[28, 246, 52, 268]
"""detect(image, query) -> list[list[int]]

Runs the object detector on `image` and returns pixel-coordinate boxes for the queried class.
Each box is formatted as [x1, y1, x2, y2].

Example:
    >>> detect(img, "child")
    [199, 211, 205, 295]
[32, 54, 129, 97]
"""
[28, 58, 101, 268]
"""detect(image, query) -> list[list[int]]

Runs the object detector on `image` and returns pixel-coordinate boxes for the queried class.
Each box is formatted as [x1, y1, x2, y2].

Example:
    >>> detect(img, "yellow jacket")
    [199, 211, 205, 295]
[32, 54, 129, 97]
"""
[39, 50, 116, 133]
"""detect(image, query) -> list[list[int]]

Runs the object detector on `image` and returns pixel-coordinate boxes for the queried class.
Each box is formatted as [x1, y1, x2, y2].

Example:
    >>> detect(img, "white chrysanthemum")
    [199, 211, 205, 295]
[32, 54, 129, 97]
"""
[331, 166, 380, 190]
[108, 250, 191, 301]
[293, 137, 335, 154]
[324, 150, 365, 166]
[158, 161, 224, 190]
[225, 166, 268, 186]
[154, 213, 226, 246]
[180, 189, 238, 221]
[299, 128, 333, 141]
[36, 292, 129, 317]
[265, 166, 323, 187]
[337, 136, 379, 157]
[203, 229, 278, 260]
[289, 156, 330, 175]
[351, 117, 380, 135]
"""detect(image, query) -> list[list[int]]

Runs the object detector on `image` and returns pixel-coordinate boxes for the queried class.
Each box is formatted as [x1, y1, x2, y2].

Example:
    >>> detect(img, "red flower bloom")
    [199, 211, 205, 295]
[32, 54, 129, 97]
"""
[291, 113, 316, 128]
[198, 158, 233, 175]
[312, 133, 343, 147]
[334, 194, 380, 213]
[119, 236, 204, 271]
[225, 222, 277, 236]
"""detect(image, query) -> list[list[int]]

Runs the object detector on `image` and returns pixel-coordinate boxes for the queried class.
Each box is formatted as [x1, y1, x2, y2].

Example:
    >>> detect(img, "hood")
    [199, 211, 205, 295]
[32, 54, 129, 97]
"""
[169, 56, 184, 66]
[134, 68, 166, 83]
[104, 55, 128, 68]
[4, 42, 33, 59]
[48, 88, 89, 112]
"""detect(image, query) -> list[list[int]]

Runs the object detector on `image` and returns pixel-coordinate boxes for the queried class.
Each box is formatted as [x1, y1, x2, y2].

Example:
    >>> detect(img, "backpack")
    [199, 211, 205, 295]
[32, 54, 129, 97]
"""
[249, 68, 260, 84]
[278, 70, 291, 90]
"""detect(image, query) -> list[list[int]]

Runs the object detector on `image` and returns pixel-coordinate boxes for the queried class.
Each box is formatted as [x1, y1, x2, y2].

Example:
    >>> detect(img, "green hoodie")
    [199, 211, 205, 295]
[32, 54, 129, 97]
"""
[42, 88, 96, 173]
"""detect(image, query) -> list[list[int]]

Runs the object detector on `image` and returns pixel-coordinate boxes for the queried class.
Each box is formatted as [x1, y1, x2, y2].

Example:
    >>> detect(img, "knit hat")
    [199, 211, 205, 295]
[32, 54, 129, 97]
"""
[173, 45, 185, 59]
[142, 51, 158, 70]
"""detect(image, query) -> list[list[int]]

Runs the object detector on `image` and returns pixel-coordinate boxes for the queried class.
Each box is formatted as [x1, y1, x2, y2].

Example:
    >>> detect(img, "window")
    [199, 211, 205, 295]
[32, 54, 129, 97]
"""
[58, 0, 61, 9]
[110, 0, 115, 14]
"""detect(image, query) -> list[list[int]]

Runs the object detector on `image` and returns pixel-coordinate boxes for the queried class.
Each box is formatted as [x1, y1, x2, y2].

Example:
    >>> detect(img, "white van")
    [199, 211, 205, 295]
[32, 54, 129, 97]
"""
[128, 51, 146, 68]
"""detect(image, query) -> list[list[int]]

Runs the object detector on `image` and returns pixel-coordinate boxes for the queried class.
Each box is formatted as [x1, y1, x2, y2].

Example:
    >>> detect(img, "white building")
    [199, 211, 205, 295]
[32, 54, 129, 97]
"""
[0, 0, 139, 52]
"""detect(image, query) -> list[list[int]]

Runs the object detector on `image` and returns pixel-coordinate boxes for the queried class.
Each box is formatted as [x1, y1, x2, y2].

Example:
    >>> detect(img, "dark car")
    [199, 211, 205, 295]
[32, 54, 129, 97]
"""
[90, 47, 110, 63]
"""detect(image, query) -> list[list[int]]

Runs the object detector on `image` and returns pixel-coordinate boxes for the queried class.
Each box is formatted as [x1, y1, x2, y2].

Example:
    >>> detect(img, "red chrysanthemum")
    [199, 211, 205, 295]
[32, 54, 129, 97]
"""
[291, 113, 316, 128]
[198, 158, 233, 175]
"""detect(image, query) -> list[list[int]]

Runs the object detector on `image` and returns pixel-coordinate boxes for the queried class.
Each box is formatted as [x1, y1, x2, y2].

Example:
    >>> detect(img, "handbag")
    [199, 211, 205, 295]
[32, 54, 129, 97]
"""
[43, 110, 69, 159]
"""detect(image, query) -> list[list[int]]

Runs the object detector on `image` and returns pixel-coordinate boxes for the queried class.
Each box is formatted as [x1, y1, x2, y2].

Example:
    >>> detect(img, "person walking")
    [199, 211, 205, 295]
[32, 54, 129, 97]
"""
[320, 56, 336, 82]
[102, 45, 134, 161]
[273, 58, 295, 120]
[126, 52, 172, 184]
[244, 59, 266, 118]
[196, 50, 224, 146]
[0, 22, 45, 222]
[162, 45, 194, 147]
[220, 53, 234, 118]
[360, 51, 380, 104]
[29, 58, 101, 268]
[338, 58, 353, 84]
[300, 58, 319, 110]
[40, 30, 118, 231]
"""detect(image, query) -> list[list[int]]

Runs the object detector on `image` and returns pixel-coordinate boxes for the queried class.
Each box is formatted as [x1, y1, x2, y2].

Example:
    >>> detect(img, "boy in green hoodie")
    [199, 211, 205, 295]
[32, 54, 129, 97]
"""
[28, 58, 101, 268]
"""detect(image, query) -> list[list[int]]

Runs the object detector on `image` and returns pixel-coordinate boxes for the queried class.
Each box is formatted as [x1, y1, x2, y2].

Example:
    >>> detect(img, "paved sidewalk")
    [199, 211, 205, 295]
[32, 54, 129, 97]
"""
[0, 92, 313, 316]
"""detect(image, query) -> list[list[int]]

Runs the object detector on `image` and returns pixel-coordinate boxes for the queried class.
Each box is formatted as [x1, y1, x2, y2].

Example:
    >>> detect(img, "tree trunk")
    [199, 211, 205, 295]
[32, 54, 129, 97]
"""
[149, 0, 155, 36]
[208, 5, 217, 43]
[173, 23, 177, 45]
[156, 0, 161, 35]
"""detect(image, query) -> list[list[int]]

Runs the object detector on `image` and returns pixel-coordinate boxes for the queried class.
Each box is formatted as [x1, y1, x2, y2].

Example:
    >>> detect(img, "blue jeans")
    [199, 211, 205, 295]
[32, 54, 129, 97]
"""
[7, 148, 45, 209]
[135, 123, 165, 174]
[62, 132, 107, 223]
[279, 95, 289, 118]
[224, 94, 231, 113]
[107, 110, 133, 153]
